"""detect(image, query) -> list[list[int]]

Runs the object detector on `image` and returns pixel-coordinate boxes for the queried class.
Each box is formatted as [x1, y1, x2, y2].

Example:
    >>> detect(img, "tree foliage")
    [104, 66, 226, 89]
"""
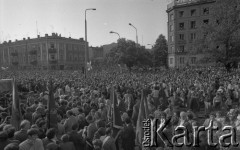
[107, 38, 152, 68]
[152, 34, 168, 67]
[195, 0, 240, 63]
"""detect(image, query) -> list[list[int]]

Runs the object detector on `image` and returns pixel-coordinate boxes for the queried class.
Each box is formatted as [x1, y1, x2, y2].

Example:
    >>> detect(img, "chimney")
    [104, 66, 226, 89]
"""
[37, 35, 40, 38]
[69, 37, 71, 39]
[23, 38, 26, 40]
[45, 34, 48, 37]
[15, 39, 18, 42]
[79, 38, 84, 41]
[8, 40, 11, 43]
[28, 37, 30, 40]
[56, 33, 58, 36]
[52, 33, 55, 36]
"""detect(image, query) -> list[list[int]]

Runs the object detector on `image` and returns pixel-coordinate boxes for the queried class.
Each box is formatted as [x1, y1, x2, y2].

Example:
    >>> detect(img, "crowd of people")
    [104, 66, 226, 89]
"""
[0, 65, 240, 150]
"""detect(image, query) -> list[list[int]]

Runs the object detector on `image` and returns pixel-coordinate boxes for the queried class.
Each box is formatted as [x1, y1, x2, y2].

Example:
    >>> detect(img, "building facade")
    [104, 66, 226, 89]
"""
[0, 33, 86, 70]
[167, 0, 215, 68]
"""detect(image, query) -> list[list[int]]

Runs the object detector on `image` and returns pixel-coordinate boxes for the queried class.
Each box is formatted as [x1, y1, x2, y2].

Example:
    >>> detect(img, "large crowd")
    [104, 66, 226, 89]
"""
[0, 65, 240, 150]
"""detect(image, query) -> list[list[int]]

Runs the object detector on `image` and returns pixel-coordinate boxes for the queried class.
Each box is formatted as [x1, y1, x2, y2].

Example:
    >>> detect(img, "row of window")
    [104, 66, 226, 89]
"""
[169, 19, 209, 32]
[169, 7, 209, 20]
[169, 57, 196, 65]
[169, 32, 197, 43]
[169, 45, 197, 53]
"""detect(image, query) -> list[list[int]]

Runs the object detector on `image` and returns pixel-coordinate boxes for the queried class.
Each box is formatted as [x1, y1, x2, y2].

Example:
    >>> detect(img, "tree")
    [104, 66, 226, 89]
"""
[152, 34, 168, 67]
[195, 0, 240, 64]
[107, 38, 153, 69]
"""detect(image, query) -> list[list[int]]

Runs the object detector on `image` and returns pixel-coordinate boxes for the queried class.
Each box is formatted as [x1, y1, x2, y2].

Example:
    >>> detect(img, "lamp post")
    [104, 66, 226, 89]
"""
[129, 23, 138, 44]
[148, 44, 156, 71]
[109, 31, 120, 40]
[85, 8, 96, 78]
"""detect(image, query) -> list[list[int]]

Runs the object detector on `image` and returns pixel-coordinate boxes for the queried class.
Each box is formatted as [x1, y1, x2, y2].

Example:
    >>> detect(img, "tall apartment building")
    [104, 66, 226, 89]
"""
[167, 0, 215, 68]
[0, 33, 86, 70]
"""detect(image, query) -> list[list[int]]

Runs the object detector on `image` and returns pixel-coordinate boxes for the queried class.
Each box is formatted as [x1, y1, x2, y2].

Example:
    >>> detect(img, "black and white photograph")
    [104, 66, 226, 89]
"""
[0, 0, 240, 150]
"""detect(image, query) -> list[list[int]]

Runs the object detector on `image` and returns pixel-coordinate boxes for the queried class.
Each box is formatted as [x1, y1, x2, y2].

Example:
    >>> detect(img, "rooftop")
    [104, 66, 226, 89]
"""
[167, 0, 215, 11]
[1, 33, 84, 45]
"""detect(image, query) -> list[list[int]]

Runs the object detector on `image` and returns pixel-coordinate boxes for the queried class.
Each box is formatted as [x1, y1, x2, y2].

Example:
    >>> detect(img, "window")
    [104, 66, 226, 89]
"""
[179, 11, 184, 17]
[170, 36, 174, 42]
[191, 9, 196, 16]
[190, 21, 196, 29]
[179, 34, 184, 40]
[190, 33, 196, 40]
[179, 23, 184, 30]
[50, 55, 55, 60]
[170, 25, 174, 31]
[169, 46, 174, 53]
[170, 58, 173, 64]
[171, 46, 174, 53]
[203, 7, 209, 15]
[50, 43, 54, 48]
[170, 14, 174, 20]
[191, 57, 196, 64]
[179, 46, 185, 52]
[180, 57, 185, 64]
[203, 19, 209, 24]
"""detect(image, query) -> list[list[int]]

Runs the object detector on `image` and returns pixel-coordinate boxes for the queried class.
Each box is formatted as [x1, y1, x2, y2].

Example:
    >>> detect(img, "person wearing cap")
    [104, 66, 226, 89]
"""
[19, 128, 44, 150]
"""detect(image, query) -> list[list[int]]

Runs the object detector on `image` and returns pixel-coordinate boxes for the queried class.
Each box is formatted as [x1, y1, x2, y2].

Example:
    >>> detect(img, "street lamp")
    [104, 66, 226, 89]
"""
[85, 8, 96, 78]
[129, 23, 138, 44]
[109, 31, 120, 40]
[148, 44, 156, 71]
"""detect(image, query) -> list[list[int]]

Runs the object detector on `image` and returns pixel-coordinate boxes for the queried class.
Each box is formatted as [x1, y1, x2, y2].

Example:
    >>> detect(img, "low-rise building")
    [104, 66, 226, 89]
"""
[0, 33, 86, 70]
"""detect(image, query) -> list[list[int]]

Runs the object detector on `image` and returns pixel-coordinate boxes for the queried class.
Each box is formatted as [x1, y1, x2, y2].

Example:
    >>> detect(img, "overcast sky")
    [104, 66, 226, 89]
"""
[0, 0, 172, 48]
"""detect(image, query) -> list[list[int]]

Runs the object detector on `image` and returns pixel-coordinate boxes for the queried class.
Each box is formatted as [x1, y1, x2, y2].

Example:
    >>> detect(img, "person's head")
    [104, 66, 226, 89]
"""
[97, 127, 106, 136]
[121, 112, 129, 122]
[3, 125, 15, 139]
[187, 113, 194, 121]
[61, 134, 69, 143]
[86, 115, 94, 124]
[94, 111, 101, 121]
[72, 123, 79, 131]
[46, 128, 56, 140]
[20, 120, 30, 130]
[160, 112, 167, 120]
[0, 131, 8, 141]
[209, 112, 216, 120]
[180, 112, 187, 121]
[4, 143, 19, 150]
[66, 110, 73, 117]
[105, 127, 112, 136]
[91, 109, 96, 117]
[216, 111, 221, 118]
[96, 120, 106, 129]
[92, 139, 102, 150]
[27, 128, 39, 141]
[124, 117, 131, 125]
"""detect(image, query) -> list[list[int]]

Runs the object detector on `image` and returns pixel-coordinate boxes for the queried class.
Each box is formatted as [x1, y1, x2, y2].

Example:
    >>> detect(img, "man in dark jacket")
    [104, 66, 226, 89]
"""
[68, 123, 85, 150]
[119, 118, 135, 150]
